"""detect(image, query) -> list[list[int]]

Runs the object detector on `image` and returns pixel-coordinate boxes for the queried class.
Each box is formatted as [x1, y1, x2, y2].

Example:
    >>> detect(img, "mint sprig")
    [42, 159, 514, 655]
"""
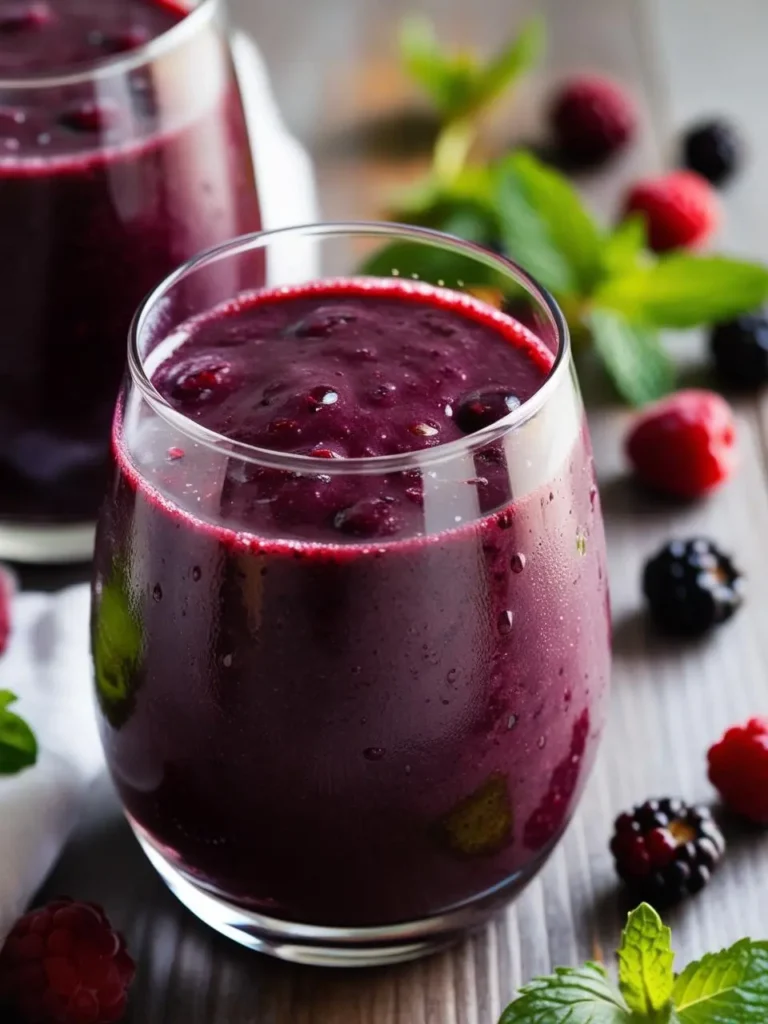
[498, 904, 768, 1023]
[0, 690, 38, 775]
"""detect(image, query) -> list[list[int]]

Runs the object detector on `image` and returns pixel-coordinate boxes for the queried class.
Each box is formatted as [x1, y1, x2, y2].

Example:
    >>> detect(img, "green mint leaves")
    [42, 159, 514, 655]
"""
[672, 939, 768, 1023]
[92, 569, 143, 730]
[0, 690, 38, 775]
[498, 904, 768, 1024]
[617, 903, 675, 1016]
[499, 962, 631, 1023]
[390, 23, 768, 405]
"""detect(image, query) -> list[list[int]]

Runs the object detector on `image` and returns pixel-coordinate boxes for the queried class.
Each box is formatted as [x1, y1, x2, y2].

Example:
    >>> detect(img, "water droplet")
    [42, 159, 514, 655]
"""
[589, 486, 598, 510]
[152, 584, 162, 602]
[167, 446, 184, 462]
[363, 746, 386, 761]
[564, 688, 572, 706]
[405, 764, 412, 775]
[360, 717, 367, 726]
[37, 132, 51, 146]
[507, 713, 518, 730]
[222, 653, 233, 668]
[511, 552, 526, 574]
[446, 668, 457, 684]
[191, 566, 201, 582]
[497, 610, 514, 635]
[537, 735, 547, 750]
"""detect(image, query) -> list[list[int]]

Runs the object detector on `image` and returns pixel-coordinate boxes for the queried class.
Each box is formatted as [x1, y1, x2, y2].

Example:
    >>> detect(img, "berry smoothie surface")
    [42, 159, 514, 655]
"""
[94, 279, 611, 928]
[0, 0, 261, 523]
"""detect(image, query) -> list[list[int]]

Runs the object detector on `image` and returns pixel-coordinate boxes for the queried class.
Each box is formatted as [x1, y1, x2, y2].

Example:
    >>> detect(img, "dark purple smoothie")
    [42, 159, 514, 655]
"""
[0, 0, 261, 524]
[93, 280, 611, 928]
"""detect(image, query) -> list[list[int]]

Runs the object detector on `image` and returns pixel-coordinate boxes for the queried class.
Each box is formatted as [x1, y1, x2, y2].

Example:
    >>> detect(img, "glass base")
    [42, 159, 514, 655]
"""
[0, 520, 95, 564]
[135, 825, 542, 967]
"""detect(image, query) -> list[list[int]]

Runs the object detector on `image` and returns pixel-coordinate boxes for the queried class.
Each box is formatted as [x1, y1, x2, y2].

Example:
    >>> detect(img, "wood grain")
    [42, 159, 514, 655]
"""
[40, 1, 768, 1020]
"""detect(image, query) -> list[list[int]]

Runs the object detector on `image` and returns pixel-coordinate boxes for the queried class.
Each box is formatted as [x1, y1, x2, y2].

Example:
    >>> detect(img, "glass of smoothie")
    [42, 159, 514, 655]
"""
[0, 0, 261, 563]
[92, 223, 612, 966]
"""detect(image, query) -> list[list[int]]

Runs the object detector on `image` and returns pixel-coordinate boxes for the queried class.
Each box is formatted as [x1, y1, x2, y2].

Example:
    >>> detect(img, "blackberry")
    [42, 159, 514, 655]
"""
[710, 313, 768, 388]
[643, 539, 744, 636]
[611, 798, 725, 908]
[683, 119, 743, 187]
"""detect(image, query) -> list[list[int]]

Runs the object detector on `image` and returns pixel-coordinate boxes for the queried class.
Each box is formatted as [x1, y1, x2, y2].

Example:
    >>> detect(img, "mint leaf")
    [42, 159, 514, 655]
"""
[603, 216, 648, 279]
[470, 18, 545, 115]
[495, 159, 578, 296]
[400, 16, 480, 120]
[0, 690, 38, 775]
[672, 939, 768, 1023]
[618, 904, 675, 1016]
[499, 963, 631, 1023]
[93, 569, 143, 729]
[594, 254, 768, 328]
[589, 308, 675, 406]
[500, 151, 605, 293]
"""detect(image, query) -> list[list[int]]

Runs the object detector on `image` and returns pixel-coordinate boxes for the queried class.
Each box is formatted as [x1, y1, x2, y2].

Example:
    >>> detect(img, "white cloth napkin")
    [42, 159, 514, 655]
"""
[0, 35, 318, 945]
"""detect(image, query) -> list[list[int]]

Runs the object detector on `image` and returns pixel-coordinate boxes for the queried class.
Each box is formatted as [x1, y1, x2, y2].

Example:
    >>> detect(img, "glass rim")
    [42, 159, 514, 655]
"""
[0, 0, 218, 90]
[127, 221, 572, 477]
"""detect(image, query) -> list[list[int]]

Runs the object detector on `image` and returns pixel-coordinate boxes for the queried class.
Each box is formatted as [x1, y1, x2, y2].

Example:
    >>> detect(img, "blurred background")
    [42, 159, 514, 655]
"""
[230, 0, 766, 263]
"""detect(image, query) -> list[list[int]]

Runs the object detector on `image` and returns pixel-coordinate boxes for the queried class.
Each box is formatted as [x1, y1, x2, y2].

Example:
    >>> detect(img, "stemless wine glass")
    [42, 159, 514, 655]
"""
[92, 223, 611, 967]
[0, 0, 261, 563]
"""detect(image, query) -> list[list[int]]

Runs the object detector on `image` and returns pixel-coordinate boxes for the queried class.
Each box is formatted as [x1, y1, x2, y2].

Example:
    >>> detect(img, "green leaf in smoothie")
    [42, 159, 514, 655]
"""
[92, 569, 143, 729]
[439, 771, 513, 856]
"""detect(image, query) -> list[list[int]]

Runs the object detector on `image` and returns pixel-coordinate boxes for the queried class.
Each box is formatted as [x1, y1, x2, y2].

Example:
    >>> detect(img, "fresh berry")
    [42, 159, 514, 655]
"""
[683, 118, 743, 187]
[0, 565, 14, 655]
[623, 170, 720, 252]
[710, 312, 768, 388]
[708, 718, 768, 823]
[626, 389, 736, 499]
[610, 798, 725, 907]
[549, 75, 637, 165]
[643, 538, 744, 636]
[0, 898, 135, 1024]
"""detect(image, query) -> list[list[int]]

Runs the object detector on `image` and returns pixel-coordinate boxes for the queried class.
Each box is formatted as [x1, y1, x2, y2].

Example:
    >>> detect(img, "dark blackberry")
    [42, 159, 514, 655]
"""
[643, 538, 744, 636]
[610, 798, 725, 908]
[710, 313, 768, 388]
[683, 119, 743, 187]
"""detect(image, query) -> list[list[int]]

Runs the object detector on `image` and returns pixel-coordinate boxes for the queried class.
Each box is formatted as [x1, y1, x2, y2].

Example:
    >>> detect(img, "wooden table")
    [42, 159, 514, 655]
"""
[38, 1, 768, 1019]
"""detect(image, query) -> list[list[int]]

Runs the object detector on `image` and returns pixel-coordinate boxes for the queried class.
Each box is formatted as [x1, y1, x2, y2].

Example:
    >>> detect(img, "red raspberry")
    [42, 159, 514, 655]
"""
[708, 718, 768, 823]
[626, 389, 737, 499]
[623, 170, 720, 252]
[0, 565, 14, 655]
[0, 899, 135, 1024]
[550, 74, 637, 165]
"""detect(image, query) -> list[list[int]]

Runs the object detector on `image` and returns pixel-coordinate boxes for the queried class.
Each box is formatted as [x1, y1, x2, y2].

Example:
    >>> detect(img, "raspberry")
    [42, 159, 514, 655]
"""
[610, 798, 725, 908]
[0, 565, 14, 655]
[625, 389, 736, 499]
[550, 75, 637, 165]
[0, 899, 135, 1024]
[623, 170, 720, 252]
[708, 718, 768, 823]
[643, 538, 744, 636]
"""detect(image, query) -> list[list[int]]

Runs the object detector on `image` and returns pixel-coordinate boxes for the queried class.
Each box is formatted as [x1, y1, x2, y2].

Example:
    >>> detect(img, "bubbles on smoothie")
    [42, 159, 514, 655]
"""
[507, 713, 518, 730]
[446, 668, 457, 684]
[152, 584, 162, 602]
[537, 736, 547, 750]
[363, 746, 386, 762]
[305, 385, 339, 411]
[221, 653, 233, 668]
[290, 306, 361, 339]
[511, 552, 526, 574]
[334, 498, 402, 538]
[497, 610, 514, 635]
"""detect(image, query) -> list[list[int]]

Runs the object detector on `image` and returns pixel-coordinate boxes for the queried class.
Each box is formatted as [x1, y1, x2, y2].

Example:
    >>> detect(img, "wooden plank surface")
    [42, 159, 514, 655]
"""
[40, 1, 768, 1020]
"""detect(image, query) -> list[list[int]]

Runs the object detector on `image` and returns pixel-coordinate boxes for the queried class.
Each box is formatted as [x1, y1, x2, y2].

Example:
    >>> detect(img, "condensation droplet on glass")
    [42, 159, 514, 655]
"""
[511, 552, 526, 574]
[360, 716, 367, 726]
[507, 713, 518, 730]
[589, 486, 598, 510]
[446, 668, 457, 684]
[405, 764, 412, 775]
[152, 584, 162, 602]
[191, 566, 201, 582]
[497, 610, 514, 635]
[537, 735, 546, 749]
[222, 653, 233, 668]
[363, 746, 386, 761]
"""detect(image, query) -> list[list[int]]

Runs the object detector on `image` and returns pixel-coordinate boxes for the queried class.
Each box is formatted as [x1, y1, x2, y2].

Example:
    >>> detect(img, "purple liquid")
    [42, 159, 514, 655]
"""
[94, 281, 611, 928]
[0, 0, 261, 523]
